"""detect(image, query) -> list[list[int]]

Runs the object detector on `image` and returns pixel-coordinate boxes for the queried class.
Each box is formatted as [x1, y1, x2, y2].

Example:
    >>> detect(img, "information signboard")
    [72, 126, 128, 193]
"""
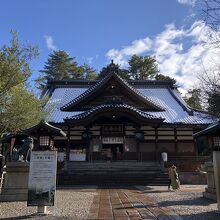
[27, 151, 57, 206]
[102, 137, 123, 144]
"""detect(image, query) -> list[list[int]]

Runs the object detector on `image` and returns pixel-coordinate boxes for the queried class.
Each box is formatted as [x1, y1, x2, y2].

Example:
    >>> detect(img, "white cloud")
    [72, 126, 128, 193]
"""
[44, 35, 57, 51]
[105, 20, 220, 92]
[177, 0, 196, 6]
[106, 37, 152, 67]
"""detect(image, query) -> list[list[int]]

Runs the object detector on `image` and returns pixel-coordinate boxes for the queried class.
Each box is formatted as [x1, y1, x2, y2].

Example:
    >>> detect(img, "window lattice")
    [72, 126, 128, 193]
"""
[213, 136, 220, 147]
[39, 136, 50, 146]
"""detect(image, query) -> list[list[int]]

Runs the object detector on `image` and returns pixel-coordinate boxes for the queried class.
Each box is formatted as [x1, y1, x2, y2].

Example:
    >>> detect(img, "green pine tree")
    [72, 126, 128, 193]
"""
[0, 31, 44, 135]
[128, 55, 159, 80]
[81, 64, 98, 80]
[155, 74, 177, 85]
[38, 50, 84, 88]
[183, 89, 202, 110]
[97, 63, 130, 80]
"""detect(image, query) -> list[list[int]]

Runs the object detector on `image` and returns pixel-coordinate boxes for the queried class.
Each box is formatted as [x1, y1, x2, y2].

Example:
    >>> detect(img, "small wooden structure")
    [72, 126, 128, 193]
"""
[194, 120, 220, 151]
[194, 120, 220, 201]
[23, 120, 66, 150]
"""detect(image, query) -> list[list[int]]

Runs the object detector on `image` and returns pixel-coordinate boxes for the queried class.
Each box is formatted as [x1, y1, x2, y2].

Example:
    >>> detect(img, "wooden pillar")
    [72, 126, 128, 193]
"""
[193, 129, 198, 156]
[174, 127, 178, 155]
[66, 125, 70, 161]
[87, 137, 91, 162]
[84, 126, 92, 162]
[135, 125, 141, 162]
[209, 135, 214, 161]
[155, 127, 158, 160]
[136, 139, 140, 161]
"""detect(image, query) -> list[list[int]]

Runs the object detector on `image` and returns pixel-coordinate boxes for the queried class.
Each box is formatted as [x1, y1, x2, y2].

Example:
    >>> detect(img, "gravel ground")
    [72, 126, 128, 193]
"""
[0, 187, 97, 220]
[1, 185, 220, 220]
[136, 185, 220, 220]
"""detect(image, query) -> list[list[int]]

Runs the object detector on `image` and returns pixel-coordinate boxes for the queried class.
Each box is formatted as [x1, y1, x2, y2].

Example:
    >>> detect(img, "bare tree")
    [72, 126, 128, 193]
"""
[191, 0, 220, 117]
[199, 0, 220, 31]
[197, 65, 220, 117]
[197, 0, 220, 46]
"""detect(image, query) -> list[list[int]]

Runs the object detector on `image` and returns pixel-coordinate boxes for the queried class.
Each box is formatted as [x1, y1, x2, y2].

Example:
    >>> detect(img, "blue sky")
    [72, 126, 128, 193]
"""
[1, 0, 218, 92]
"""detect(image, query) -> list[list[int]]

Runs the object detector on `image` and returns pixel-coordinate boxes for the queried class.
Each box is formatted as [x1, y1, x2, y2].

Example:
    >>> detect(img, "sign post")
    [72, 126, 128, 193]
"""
[27, 151, 57, 215]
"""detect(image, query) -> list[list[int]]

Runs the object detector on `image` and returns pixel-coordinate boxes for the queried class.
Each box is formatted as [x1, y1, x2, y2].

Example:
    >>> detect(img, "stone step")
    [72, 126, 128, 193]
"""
[58, 178, 169, 185]
[66, 162, 162, 170]
[67, 162, 159, 165]
[57, 172, 169, 185]
[67, 168, 161, 171]
[59, 161, 166, 186]
[61, 173, 167, 177]
[67, 172, 161, 176]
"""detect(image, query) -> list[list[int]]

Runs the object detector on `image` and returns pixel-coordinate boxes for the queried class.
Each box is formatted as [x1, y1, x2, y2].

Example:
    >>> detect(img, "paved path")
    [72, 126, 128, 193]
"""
[88, 186, 182, 220]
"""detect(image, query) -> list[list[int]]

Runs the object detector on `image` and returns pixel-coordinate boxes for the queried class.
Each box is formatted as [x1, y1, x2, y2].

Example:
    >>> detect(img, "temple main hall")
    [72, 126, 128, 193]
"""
[43, 62, 212, 166]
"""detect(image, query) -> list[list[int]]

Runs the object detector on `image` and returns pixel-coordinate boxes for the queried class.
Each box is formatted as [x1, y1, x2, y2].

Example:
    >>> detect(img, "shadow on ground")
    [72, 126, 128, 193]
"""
[0, 214, 72, 220]
[158, 196, 216, 207]
[180, 210, 220, 220]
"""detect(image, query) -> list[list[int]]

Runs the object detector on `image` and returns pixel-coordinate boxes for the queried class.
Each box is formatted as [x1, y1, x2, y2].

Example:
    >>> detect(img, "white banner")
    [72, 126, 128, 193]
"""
[27, 151, 57, 206]
[102, 137, 123, 144]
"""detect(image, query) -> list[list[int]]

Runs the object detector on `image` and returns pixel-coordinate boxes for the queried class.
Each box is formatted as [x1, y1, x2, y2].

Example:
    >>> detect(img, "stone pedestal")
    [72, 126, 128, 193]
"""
[203, 161, 216, 201]
[0, 162, 29, 201]
[37, 206, 48, 215]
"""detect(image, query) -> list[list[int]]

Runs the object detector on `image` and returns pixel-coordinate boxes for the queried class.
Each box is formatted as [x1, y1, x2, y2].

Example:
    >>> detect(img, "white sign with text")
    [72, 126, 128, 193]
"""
[102, 137, 123, 144]
[27, 151, 57, 206]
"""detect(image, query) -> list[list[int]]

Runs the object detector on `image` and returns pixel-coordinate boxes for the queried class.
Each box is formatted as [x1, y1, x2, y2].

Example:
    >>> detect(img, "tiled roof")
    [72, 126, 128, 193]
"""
[44, 81, 215, 125]
[193, 120, 220, 137]
[65, 103, 164, 121]
[61, 72, 164, 111]
[23, 120, 66, 136]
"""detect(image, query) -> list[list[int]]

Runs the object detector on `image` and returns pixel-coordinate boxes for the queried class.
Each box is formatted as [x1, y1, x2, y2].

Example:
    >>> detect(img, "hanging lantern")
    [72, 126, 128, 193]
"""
[135, 131, 144, 140]
[82, 130, 92, 140]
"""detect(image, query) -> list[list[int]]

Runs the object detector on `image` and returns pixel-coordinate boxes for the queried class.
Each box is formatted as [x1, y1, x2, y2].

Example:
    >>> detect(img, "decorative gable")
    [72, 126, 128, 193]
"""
[61, 62, 165, 112]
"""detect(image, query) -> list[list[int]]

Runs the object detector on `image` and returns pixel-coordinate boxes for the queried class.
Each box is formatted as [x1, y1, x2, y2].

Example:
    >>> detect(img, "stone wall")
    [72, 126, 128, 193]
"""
[179, 172, 207, 185]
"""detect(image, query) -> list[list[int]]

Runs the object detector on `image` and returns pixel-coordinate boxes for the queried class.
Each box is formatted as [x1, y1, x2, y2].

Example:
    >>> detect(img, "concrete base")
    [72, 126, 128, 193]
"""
[0, 162, 29, 201]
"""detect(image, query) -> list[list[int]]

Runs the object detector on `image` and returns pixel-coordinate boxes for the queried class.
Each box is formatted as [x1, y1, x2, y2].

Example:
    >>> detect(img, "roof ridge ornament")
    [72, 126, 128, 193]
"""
[107, 60, 119, 74]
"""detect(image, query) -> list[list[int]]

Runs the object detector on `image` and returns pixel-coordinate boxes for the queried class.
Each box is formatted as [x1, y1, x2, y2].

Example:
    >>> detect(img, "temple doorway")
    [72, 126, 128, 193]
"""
[102, 144, 123, 161]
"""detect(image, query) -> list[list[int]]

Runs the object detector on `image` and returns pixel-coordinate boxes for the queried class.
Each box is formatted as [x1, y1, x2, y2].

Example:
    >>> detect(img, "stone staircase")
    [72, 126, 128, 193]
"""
[57, 161, 169, 186]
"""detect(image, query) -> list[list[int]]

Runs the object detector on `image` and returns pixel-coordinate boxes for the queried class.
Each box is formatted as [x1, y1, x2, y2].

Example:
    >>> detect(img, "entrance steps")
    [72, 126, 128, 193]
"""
[57, 161, 169, 186]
